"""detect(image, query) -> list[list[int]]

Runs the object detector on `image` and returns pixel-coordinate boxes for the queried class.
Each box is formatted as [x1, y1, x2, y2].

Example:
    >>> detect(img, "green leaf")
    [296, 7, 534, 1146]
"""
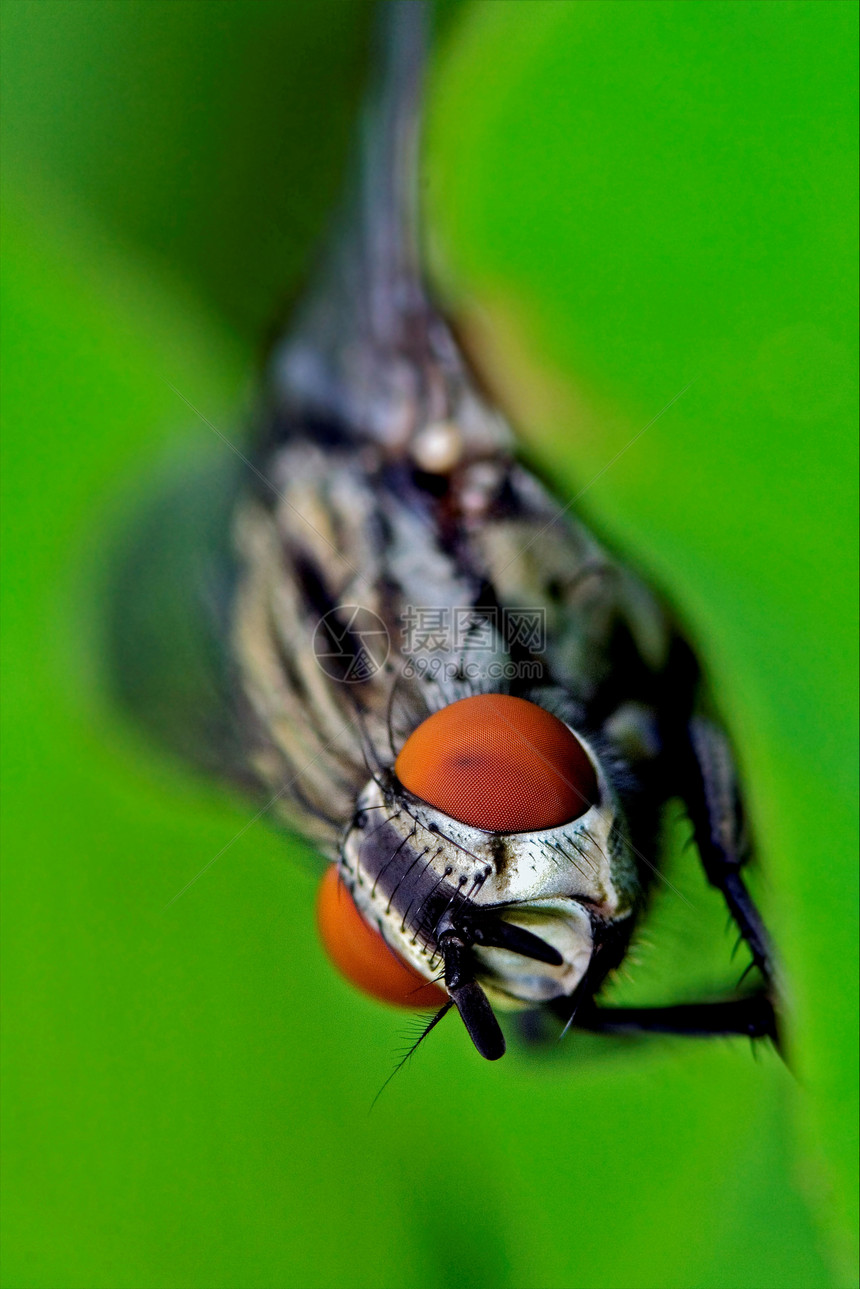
[2, 3, 855, 1287]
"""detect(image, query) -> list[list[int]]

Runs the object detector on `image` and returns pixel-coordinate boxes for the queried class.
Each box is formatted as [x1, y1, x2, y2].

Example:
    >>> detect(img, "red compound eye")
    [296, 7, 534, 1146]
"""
[317, 866, 447, 1009]
[395, 693, 598, 832]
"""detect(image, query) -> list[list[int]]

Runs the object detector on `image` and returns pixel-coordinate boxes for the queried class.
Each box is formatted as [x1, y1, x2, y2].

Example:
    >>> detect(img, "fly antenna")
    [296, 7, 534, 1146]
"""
[436, 913, 506, 1060]
[370, 999, 454, 1112]
[465, 913, 563, 967]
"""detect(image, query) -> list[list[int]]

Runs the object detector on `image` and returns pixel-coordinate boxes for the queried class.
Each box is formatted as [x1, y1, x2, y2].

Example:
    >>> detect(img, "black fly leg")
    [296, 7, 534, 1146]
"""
[675, 716, 774, 987]
[573, 993, 778, 1043]
[549, 712, 781, 1054]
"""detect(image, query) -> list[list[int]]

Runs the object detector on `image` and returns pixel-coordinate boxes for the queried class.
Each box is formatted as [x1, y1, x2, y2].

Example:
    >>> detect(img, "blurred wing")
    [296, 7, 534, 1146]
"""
[105, 447, 251, 787]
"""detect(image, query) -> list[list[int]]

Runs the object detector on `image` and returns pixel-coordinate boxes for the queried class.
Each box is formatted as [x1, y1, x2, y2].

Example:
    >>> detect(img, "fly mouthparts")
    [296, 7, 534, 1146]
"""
[466, 915, 564, 968]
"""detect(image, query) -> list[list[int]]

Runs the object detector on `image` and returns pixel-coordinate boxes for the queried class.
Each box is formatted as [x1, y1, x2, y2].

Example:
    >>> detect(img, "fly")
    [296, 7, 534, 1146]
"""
[111, 1, 778, 1061]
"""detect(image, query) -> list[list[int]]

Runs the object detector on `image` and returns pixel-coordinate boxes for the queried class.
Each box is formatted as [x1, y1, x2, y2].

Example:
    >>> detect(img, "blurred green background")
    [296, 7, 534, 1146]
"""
[2, 2, 857, 1287]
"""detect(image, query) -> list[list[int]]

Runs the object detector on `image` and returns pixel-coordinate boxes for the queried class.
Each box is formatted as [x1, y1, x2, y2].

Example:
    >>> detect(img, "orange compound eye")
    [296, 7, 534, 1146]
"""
[395, 693, 598, 833]
[316, 866, 448, 1009]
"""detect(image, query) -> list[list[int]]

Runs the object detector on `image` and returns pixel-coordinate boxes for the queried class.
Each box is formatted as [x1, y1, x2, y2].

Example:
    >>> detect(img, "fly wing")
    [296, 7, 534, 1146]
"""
[105, 446, 250, 787]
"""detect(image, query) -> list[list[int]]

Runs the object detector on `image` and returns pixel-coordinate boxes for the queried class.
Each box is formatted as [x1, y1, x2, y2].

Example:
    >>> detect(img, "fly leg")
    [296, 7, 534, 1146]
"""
[675, 715, 774, 987]
[572, 993, 778, 1043]
[548, 713, 779, 1052]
